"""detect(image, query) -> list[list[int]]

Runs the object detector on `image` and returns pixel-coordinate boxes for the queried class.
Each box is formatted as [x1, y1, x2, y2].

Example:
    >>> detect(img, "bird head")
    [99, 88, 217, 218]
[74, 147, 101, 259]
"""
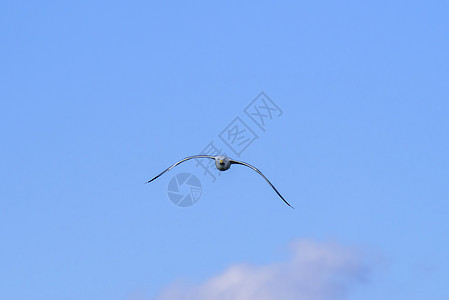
[216, 155, 227, 164]
[215, 155, 231, 171]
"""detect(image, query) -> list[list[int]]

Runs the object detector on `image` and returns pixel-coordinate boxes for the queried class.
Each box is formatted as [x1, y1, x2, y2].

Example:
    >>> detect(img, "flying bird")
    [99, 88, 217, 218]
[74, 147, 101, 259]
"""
[146, 155, 293, 208]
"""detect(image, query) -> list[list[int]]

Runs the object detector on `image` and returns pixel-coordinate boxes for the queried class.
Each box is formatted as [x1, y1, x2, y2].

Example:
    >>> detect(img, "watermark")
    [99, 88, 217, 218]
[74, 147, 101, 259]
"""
[244, 92, 283, 131]
[195, 141, 227, 182]
[219, 117, 258, 157]
[196, 91, 283, 181]
[167, 173, 202, 207]
[164, 92, 283, 207]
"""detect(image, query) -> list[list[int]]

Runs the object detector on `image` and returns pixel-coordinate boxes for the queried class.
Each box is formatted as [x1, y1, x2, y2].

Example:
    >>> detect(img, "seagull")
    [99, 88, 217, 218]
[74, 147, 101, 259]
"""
[146, 155, 293, 208]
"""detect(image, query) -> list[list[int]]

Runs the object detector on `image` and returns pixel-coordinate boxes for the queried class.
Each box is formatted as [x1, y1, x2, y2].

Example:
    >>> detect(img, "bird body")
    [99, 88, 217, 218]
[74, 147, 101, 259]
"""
[215, 155, 231, 171]
[146, 155, 293, 208]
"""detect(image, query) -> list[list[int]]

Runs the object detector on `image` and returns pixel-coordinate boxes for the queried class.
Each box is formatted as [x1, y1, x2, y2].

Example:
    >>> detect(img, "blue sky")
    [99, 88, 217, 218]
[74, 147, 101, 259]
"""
[1, 1, 448, 299]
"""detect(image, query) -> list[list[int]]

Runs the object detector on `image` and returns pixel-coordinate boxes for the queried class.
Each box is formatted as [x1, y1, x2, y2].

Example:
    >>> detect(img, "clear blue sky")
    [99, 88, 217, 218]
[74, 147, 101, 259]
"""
[1, 1, 448, 299]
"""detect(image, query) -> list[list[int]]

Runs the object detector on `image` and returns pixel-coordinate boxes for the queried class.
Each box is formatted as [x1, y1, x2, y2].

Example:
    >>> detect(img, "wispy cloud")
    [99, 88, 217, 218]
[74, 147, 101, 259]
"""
[154, 239, 371, 300]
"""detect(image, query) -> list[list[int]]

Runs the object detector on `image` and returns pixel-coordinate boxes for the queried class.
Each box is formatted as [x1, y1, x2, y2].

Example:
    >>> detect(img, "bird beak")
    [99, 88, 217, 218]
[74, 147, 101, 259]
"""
[220, 160, 223, 163]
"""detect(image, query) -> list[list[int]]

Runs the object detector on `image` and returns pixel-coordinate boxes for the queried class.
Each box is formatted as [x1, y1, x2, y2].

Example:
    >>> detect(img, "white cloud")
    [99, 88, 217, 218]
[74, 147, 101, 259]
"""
[154, 239, 370, 300]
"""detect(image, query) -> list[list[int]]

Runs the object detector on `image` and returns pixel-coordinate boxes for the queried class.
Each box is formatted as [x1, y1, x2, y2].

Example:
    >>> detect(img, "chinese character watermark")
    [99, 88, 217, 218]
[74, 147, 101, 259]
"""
[195, 91, 284, 184]
[219, 117, 258, 157]
[245, 92, 283, 131]
[195, 141, 227, 182]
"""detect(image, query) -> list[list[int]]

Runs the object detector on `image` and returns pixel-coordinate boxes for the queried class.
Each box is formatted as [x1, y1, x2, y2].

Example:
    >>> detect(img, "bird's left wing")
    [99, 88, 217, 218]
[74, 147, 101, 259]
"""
[230, 159, 294, 208]
[146, 155, 215, 183]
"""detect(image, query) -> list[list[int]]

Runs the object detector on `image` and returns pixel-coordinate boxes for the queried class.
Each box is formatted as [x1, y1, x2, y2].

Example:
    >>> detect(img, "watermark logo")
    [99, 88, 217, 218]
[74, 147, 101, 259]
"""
[164, 91, 283, 208]
[167, 173, 202, 207]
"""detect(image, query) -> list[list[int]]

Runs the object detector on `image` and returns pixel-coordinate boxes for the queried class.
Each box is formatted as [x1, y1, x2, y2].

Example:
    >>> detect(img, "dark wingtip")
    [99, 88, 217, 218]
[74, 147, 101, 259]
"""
[282, 198, 295, 209]
[284, 202, 295, 209]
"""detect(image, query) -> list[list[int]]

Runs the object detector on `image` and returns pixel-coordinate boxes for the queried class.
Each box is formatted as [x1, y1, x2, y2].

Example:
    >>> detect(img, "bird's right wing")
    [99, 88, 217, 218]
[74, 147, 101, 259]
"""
[146, 155, 215, 183]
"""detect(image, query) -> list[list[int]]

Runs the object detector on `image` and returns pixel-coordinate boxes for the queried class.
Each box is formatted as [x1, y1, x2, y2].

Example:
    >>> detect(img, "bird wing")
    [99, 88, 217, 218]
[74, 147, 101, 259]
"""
[146, 155, 215, 183]
[230, 159, 294, 208]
